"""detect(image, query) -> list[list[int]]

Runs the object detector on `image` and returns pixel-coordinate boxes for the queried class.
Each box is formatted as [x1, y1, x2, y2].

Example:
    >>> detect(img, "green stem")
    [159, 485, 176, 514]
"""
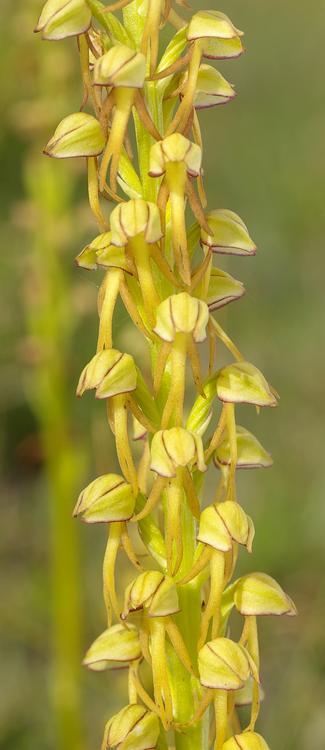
[169, 500, 207, 750]
[123, 1, 158, 201]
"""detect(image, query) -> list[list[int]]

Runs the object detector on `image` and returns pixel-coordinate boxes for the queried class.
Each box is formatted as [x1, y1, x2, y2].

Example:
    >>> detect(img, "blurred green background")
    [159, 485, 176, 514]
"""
[1, 0, 324, 748]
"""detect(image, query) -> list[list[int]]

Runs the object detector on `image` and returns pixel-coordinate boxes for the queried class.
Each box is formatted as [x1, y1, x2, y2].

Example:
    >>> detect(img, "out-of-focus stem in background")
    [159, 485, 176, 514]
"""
[23, 156, 84, 750]
[12, 1, 86, 745]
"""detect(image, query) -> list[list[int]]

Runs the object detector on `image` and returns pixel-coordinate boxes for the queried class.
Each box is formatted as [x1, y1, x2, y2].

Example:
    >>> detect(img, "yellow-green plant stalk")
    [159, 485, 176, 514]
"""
[36, 1, 296, 748]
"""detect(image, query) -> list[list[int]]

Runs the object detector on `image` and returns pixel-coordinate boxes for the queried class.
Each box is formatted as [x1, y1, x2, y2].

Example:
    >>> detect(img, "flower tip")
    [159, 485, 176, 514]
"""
[75, 381, 84, 397]
[43, 137, 54, 156]
[287, 598, 298, 616]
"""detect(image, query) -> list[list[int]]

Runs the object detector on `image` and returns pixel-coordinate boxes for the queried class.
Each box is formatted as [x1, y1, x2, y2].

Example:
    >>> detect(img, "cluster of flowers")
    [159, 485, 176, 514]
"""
[36, 1, 295, 749]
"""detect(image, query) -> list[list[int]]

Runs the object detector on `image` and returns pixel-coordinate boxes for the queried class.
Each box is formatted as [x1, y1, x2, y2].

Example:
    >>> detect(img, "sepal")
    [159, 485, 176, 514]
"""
[215, 362, 278, 407]
[198, 501, 254, 553]
[222, 732, 270, 750]
[207, 268, 245, 311]
[181, 65, 235, 109]
[149, 134, 202, 177]
[35, 0, 91, 41]
[198, 636, 258, 690]
[73, 473, 135, 523]
[76, 232, 129, 271]
[150, 428, 206, 477]
[122, 571, 179, 618]
[234, 573, 297, 616]
[110, 199, 163, 246]
[93, 44, 146, 88]
[104, 705, 160, 750]
[201, 209, 256, 256]
[154, 293, 209, 343]
[83, 624, 141, 671]
[187, 11, 243, 42]
[77, 349, 137, 399]
[215, 425, 273, 469]
[44, 112, 105, 158]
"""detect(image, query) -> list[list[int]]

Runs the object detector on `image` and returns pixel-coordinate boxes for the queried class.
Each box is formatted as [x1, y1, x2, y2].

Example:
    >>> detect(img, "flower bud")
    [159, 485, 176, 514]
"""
[153, 293, 209, 343]
[110, 200, 163, 247]
[207, 268, 245, 311]
[104, 705, 160, 750]
[215, 362, 278, 408]
[222, 732, 270, 750]
[93, 44, 146, 88]
[76, 232, 129, 272]
[198, 501, 254, 553]
[77, 349, 137, 399]
[198, 636, 258, 690]
[215, 425, 273, 469]
[122, 571, 179, 618]
[35, 0, 91, 41]
[44, 112, 105, 158]
[149, 134, 202, 178]
[181, 65, 235, 109]
[150, 427, 206, 478]
[83, 624, 141, 671]
[73, 473, 136, 523]
[201, 209, 256, 256]
[234, 573, 297, 617]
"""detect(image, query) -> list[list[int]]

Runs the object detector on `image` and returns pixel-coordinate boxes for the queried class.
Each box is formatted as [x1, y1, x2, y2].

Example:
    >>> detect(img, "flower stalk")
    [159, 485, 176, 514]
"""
[36, 1, 295, 748]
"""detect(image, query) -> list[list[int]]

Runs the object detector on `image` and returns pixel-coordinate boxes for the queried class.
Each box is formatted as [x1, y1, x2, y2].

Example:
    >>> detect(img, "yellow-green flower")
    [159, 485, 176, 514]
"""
[44, 112, 105, 158]
[35, 0, 91, 41]
[77, 349, 137, 399]
[83, 624, 141, 671]
[103, 705, 160, 750]
[222, 732, 270, 750]
[74, 473, 136, 523]
[198, 636, 258, 690]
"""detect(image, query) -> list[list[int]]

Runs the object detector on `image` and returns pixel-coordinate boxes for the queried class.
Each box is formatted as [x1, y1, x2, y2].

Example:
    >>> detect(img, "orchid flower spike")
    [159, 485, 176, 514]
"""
[38, 2, 294, 748]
